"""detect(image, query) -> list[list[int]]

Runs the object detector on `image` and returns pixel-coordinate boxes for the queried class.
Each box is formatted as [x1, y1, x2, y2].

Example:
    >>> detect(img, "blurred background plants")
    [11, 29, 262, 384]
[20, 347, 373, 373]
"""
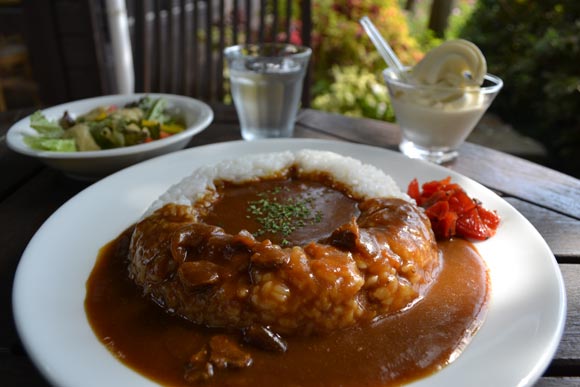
[459, 0, 580, 175]
[309, 0, 474, 121]
[310, 0, 423, 120]
[309, 0, 580, 176]
[312, 65, 395, 121]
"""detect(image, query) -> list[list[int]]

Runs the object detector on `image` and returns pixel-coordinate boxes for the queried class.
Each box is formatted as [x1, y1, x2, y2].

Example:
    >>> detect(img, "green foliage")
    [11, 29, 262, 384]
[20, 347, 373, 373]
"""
[310, 0, 423, 122]
[460, 0, 580, 174]
[401, 0, 476, 53]
[410, 25, 442, 54]
[401, 1, 441, 52]
[311, 65, 395, 121]
[445, 0, 477, 39]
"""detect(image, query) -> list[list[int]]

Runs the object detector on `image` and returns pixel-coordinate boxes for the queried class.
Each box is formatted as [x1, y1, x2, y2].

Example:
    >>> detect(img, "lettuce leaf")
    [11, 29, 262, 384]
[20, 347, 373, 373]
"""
[29, 111, 64, 138]
[145, 98, 167, 122]
[24, 136, 76, 152]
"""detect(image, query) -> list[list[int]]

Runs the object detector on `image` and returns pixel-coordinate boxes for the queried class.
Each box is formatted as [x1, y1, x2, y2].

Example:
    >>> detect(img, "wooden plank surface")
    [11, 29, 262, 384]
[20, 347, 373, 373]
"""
[505, 198, 580, 260]
[0, 355, 49, 387]
[297, 109, 580, 220]
[555, 264, 580, 360]
[452, 144, 580, 220]
[0, 169, 90, 336]
[0, 168, 577, 386]
[0, 106, 578, 387]
[0, 108, 42, 199]
[536, 378, 580, 387]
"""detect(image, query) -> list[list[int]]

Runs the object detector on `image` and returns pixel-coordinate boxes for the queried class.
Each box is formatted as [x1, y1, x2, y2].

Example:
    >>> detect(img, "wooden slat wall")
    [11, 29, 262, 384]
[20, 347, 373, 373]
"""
[203, 0, 212, 100]
[20, 0, 312, 107]
[124, 0, 312, 105]
[217, 0, 226, 102]
[23, 0, 109, 105]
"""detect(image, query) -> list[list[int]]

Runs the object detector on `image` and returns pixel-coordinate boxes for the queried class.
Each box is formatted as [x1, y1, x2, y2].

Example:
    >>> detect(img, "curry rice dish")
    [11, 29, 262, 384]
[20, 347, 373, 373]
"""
[129, 150, 440, 335]
[86, 150, 489, 386]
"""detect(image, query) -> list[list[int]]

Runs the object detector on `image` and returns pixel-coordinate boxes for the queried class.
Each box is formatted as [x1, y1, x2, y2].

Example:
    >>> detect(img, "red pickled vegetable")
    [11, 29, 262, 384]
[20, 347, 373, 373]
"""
[407, 177, 500, 241]
[407, 178, 420, 201]
[455, 207, 490, 241]
[477, 205, 501, 230]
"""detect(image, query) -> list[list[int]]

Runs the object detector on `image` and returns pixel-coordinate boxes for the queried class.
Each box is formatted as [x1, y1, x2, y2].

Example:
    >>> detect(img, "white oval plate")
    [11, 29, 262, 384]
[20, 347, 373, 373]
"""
[6, 93, 213, 180]
[12, 139, 566, 387]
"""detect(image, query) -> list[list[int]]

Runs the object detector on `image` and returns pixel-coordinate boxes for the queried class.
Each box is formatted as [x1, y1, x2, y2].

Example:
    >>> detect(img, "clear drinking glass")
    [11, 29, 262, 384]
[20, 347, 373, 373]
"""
[383, 67, 503, 164]
[224, 43, 312, 140]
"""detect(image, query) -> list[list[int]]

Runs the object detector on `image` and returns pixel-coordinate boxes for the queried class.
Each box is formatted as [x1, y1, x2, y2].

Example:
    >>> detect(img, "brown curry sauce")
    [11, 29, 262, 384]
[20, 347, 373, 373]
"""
[85, 179, 489, 387]
[204, 178, 360, 246]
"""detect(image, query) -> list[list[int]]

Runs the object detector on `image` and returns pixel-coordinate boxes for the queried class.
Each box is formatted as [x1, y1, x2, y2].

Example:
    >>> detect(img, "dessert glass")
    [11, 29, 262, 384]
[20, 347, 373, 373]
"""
[383, 68, 503, 164]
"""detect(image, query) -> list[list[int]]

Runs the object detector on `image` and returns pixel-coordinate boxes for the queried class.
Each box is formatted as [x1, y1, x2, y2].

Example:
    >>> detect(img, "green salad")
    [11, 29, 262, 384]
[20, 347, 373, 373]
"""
[24, 97, 186, 152]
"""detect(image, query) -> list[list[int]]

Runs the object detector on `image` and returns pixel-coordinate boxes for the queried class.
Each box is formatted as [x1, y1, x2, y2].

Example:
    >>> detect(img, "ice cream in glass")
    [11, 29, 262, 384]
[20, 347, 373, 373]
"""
[383, 39, 503, 164]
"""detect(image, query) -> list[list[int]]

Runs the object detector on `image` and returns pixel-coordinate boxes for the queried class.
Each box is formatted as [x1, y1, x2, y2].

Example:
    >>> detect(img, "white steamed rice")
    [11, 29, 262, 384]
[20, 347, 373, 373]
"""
[144, 149, 410, 217]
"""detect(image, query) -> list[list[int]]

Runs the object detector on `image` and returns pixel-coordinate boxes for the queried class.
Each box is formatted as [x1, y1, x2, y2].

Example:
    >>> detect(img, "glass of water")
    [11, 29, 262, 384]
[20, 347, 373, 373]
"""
[224, 43, 312, 140]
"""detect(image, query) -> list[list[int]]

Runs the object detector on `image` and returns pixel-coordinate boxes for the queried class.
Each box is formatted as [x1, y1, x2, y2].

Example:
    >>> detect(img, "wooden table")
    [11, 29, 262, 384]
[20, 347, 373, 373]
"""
[1, 105, 579, 386]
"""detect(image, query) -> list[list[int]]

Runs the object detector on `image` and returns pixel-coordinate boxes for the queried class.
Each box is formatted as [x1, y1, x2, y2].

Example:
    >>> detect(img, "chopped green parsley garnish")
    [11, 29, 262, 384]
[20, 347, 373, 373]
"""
[247, 186, 323, 239]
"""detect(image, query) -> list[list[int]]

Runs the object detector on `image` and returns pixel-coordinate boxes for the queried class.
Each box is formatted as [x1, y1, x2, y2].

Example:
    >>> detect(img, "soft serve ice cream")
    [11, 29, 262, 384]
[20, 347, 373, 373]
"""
[412, 39, 486, 88]
[384, 39, 501, 162]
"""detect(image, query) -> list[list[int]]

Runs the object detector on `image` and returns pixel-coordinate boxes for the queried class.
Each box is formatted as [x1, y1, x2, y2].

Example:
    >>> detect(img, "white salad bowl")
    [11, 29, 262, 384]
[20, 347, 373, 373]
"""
[6, 93, 214, 180]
